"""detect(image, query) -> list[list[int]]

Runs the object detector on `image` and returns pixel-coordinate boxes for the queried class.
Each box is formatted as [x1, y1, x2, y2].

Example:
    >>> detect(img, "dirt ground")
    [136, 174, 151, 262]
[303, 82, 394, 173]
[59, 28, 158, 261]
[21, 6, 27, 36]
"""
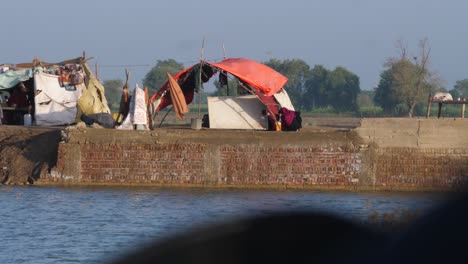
[0, 126, 61, 185]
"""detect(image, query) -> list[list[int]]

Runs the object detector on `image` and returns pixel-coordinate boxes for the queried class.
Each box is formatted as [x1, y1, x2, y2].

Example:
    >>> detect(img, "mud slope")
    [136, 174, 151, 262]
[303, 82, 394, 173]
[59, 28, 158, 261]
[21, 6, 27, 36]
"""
[0, 126, 61, 185]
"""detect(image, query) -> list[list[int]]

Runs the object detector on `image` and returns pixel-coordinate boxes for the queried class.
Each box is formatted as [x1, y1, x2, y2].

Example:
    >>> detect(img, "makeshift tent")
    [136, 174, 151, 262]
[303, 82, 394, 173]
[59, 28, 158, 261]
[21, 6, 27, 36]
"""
[0, 57, 110, 126]
[117, 84, 149, 130]
[149, 58, 300, 130]
[34, 72, 83, 126]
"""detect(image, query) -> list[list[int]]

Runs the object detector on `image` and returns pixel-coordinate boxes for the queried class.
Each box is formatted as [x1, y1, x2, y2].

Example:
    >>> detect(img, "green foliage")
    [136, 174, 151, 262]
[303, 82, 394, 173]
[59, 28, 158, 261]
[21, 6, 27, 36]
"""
[264, 59, 360, 113]
[301, 107, 355, 117]
[358, 90, 375, 108]
[103, 79, 124, 113]
[326, 67, 361, 112]
[303, 65, 361, 112]
[428, 104, 465, 118]
[303, 65, 329, 110]
[264, 58, 311, 109]
[143, 59, 185, 97]
[374, 59, 435, 117]
[374, 69, 402, 114]
[211, 78, 239, 97]
[454, 79, 468, 99]
[374, 39, 437, 117]
[358, 106, 384, 117]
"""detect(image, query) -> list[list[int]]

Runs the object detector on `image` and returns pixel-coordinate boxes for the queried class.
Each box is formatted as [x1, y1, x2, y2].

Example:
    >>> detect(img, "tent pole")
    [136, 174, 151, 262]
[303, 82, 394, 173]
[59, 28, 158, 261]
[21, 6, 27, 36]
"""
[159, 106, 173, 128]
[223, 43, 229, 96]
[198, 36, 205, 119]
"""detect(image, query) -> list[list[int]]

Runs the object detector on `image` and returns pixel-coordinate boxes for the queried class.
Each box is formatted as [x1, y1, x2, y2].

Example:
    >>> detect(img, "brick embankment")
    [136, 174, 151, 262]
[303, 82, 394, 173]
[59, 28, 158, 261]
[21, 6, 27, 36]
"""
[0, 126, 61, 185]
[43, 126, 365, 189]
[2, 118, 467, 191]
[355, 118, 468, 191]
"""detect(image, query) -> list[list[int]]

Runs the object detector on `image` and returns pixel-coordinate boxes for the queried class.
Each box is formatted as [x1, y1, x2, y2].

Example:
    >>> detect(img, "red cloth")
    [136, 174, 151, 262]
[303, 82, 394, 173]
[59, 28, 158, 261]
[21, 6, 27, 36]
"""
[280, 107, 296, 127]
[7, 90, 28, 108]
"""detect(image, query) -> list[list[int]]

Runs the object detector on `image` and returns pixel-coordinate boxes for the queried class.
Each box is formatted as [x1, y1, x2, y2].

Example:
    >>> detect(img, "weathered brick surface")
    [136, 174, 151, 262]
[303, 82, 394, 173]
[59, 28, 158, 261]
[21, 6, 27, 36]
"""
[374, 148, 468, 189]
[44, 127, 364, 188]
[218, 145, 361, 186]
[43, 121, 468, 191]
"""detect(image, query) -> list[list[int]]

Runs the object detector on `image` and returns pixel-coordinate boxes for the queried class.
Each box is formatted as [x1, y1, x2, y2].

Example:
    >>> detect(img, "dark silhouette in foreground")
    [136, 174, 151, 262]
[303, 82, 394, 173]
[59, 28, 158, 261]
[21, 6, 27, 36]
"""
[109, 192, 468, 264]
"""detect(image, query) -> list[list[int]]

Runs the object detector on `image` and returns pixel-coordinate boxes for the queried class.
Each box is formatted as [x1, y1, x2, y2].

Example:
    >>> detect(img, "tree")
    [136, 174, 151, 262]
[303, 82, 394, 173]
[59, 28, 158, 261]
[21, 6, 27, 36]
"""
[264, 59, 311, 109]
[453, 79, 468, 99]
[103, 79, 124, 113]
[374, 68, 404, 115]
[143, 59, 185, 97]
[211, 78, 239, 97]
[303, 65, 329, 110]
[326, 67, 361, 112]
[357, 90, 375, 108]
[375, 39, 438, 117]
[303, 65, 360, 112]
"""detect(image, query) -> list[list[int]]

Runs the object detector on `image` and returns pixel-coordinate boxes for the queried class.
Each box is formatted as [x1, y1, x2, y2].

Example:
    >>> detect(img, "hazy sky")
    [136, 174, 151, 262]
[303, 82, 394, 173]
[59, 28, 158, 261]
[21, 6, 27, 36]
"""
[2, 0, 467, 91]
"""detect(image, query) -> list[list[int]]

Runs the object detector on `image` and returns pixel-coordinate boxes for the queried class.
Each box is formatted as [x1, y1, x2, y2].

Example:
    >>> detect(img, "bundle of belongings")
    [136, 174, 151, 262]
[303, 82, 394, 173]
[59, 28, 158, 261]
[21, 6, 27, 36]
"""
[280, 107, 302, 132]
[47, 64, 85, 90]
[81, 113, 114, 128]
[148, 58, 302, 131]
[0, 57, 111, 126]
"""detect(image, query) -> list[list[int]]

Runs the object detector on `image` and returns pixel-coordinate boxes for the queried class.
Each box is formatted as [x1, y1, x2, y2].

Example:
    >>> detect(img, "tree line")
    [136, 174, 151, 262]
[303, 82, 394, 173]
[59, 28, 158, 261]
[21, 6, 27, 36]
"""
[103, 39, 468, 117]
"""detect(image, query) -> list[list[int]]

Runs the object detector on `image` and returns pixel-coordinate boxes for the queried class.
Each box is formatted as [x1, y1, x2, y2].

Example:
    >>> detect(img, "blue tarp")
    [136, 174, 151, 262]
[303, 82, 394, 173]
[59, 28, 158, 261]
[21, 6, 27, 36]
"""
[0, 68, 34, 89]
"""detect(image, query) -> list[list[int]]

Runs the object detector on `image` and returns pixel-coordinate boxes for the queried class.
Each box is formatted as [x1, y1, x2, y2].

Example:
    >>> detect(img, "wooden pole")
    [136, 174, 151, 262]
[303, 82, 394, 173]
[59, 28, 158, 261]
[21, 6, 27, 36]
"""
[437, 103, 442, 119]
[462, 103, 466, 118]
[198, 36, 205, 119]
[426, 93, 432, 118]
[223, 43, 229, 96]
[95, 63, 99, 79]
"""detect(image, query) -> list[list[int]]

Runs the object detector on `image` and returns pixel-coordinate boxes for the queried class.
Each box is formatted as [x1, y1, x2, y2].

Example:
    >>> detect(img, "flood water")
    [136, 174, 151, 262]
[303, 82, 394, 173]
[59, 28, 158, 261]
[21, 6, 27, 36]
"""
[0, 186, 445, 264]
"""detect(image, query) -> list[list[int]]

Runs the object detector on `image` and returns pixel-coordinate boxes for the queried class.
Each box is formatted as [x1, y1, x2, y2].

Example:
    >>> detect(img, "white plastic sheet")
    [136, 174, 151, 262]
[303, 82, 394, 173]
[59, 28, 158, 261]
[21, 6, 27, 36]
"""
[34, 72, 82, 126]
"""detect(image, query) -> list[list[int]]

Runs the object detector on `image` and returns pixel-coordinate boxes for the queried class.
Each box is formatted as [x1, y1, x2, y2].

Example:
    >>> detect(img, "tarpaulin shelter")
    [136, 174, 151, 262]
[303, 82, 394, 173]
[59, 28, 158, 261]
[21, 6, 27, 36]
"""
[149, 58, 297, 130]
[0, 56, 110, 126]
[116, 84, 149, 130]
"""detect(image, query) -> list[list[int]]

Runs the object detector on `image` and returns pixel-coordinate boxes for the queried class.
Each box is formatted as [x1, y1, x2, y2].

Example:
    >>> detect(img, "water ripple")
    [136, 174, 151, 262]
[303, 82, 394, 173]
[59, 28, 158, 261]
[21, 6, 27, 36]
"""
[0, 186, 444, 264]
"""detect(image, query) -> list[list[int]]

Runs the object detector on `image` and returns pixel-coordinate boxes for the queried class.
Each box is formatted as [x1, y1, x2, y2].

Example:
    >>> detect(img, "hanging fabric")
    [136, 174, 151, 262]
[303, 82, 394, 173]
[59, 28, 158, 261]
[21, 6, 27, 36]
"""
[219, 70, 228, 86]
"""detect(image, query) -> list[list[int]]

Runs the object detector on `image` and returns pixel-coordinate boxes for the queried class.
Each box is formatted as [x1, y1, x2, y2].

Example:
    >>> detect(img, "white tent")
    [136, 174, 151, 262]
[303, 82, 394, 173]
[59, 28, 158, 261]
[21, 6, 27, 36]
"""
[117, 84, 148, 130]
[34, 72, 83, 126]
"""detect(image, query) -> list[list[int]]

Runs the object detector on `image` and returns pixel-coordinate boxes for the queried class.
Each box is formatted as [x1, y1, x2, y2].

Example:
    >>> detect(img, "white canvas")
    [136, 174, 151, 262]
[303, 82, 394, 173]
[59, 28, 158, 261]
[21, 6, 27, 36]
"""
[273, 88, 295, 111]
[34, 72, 82, 126]
[207, 95, 268, 130]
[117, 84, 148, 130]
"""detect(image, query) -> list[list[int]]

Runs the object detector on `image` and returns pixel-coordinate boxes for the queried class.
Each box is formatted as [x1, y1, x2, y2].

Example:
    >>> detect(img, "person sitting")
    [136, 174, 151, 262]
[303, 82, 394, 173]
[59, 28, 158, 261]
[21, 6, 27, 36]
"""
[7, 82, 29, 125]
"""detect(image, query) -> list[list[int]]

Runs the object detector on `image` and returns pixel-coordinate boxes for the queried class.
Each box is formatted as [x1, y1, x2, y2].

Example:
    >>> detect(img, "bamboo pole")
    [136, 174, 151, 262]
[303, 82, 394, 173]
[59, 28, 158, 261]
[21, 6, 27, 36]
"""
[426, 93, 432, 118]
[462, 103, 466, 118]
[223, 43, 229, 96]
[437, 103, 442, 119]
[198, 36, 205, 119]
[95, 63, 99, 79]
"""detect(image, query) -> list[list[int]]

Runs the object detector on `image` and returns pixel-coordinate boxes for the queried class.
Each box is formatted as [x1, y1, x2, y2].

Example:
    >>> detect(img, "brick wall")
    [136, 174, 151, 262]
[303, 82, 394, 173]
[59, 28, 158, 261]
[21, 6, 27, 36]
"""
[373, 148, 468, 190]
[48, 140, 363, 188]
[42, 119, 468, 191]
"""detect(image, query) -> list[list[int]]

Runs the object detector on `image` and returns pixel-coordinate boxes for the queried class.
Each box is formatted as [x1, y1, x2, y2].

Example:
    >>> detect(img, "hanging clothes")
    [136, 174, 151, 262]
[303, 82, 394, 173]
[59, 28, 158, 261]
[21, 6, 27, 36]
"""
[280, 107, 302, 131]
[219, 70, 228, 86]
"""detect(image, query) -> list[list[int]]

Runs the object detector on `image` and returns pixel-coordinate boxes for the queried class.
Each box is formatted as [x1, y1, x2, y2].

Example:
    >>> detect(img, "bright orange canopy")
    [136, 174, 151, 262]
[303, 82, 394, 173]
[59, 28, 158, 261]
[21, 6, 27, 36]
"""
[149, 58, 288, 115]
[208, 58, 288, 96]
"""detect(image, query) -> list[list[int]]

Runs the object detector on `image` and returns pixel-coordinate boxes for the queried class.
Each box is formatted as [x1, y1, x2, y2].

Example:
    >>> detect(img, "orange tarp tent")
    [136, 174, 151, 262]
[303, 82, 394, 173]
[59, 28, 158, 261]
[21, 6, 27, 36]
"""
[209, 58, 287, 96]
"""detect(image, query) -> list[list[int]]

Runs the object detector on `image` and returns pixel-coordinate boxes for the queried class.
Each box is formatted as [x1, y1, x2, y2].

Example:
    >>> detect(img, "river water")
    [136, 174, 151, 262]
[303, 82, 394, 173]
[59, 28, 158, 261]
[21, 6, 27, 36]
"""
[0, 186, 444, 264]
